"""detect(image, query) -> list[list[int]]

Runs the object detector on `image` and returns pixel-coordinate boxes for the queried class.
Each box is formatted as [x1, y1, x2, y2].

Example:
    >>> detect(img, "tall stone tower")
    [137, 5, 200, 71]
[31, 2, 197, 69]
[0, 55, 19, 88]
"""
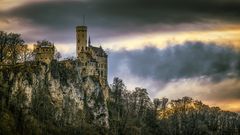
[76, 26, 87, 58]
[75, 25, 108, 87]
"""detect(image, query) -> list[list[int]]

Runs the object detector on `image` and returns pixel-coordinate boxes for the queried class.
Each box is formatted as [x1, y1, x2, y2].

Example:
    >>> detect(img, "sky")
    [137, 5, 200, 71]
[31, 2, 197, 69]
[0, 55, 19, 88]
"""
[0, 0, 240, 112]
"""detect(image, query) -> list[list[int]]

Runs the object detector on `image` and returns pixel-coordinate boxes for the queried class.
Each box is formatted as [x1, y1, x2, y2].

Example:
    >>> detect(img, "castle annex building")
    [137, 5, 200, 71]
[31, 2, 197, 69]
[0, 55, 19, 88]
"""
[76, 25, 108, 82]
[33, 42, 55, 64]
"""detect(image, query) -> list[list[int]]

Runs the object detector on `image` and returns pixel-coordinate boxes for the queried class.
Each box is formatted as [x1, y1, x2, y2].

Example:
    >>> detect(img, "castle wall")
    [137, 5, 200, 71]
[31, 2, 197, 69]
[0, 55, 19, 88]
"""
[96, 56, 108, 80]
[34, 45, 55, 64]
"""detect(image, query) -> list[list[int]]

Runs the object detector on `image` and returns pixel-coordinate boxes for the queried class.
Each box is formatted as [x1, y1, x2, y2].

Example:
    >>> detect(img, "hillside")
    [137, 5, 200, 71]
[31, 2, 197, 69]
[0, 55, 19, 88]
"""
[0, 61, 239, 135]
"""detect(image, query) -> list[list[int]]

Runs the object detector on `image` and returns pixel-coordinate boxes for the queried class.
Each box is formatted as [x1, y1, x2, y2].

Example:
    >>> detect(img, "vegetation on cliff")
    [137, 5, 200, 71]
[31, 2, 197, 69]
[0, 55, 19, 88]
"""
[0, 61, 108, 135]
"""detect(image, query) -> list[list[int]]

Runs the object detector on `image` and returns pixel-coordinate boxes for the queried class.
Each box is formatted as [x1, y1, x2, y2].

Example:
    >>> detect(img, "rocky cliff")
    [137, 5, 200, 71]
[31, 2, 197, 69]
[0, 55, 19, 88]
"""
[0, 60, 109, 134]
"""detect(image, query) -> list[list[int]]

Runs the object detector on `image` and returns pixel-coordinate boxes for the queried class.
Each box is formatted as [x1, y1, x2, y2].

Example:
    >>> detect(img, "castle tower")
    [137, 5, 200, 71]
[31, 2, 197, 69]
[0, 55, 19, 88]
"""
[76, 26, 87, 58]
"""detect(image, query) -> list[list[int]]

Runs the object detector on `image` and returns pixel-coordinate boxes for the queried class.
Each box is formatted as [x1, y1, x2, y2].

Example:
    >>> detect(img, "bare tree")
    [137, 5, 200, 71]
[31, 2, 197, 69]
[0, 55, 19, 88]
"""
[54, 51, 62, 61]
[7, 33, 25, 65]
[0, 31, 29, 65]
[0, 31, 8, 64]
[18, 46, 34, 62]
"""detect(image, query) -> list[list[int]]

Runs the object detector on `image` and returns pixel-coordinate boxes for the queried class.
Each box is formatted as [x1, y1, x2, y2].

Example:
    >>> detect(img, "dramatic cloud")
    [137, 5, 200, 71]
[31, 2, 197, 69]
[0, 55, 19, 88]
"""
[5, 0, 240, 27]
[1, 0, 240, 43]
[109, 42, 240, 82]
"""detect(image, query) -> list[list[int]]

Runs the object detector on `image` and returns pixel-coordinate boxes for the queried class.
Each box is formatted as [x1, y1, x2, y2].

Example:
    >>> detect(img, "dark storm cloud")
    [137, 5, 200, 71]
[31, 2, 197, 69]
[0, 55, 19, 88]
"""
[9, 0, 240, 25]
[109, 42, 240, 82]
[1, 0, 240, 41]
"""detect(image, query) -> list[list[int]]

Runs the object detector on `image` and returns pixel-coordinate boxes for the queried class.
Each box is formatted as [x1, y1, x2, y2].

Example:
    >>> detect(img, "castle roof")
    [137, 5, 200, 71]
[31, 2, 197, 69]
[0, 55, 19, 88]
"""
[89, 46, 107, 57]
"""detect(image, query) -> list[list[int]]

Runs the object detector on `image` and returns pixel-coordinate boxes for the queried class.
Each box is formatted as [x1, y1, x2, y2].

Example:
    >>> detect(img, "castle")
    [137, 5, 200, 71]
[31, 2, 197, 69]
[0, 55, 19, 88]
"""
[34, 25, 108, 84]
[76, 25, 108, 83]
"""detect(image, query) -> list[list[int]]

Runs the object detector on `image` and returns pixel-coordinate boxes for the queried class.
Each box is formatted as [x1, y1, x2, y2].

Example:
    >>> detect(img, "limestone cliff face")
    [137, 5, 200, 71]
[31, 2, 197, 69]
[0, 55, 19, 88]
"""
[7, 60, 109, 128]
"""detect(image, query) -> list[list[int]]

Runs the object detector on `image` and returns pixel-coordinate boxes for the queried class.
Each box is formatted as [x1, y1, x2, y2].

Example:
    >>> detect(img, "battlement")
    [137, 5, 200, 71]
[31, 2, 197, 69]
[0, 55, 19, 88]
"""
[76, 26, 87, 31]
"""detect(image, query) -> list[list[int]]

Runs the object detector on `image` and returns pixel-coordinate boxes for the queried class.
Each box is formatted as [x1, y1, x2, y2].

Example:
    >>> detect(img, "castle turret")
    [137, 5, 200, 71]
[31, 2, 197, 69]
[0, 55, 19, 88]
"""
[88, 36, 91, 46]
[76, 26, 87, 58]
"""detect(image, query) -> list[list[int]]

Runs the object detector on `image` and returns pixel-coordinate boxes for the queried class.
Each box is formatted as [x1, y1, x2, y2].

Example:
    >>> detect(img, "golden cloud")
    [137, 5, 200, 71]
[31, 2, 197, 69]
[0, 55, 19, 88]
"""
[157, 77, 240, 112]
[103, 24, 240, 51]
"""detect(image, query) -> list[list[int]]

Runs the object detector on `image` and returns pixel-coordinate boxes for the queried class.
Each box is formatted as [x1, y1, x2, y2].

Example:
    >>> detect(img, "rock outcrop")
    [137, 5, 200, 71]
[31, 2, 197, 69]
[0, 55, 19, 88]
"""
[2, 60, 109, 130]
